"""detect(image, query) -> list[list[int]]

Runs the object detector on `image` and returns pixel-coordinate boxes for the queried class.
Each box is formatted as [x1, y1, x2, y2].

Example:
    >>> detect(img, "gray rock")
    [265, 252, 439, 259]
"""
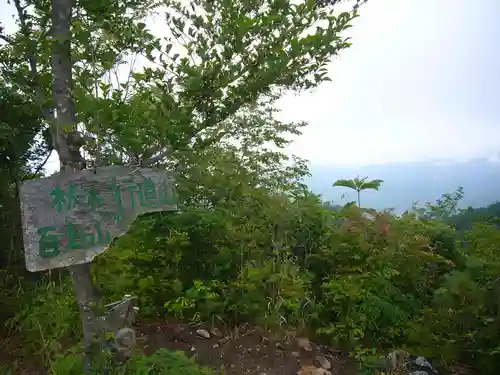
[297, 366, 332, 375]
[115, 327, 136, 348]
[414, 356, 435, 370]
[196, 329, 211, 339]
[408, 355, 438, 375]
[315, 355, 332, 370]
[297, 337, 312, 351]
[387, 351, 438, 375]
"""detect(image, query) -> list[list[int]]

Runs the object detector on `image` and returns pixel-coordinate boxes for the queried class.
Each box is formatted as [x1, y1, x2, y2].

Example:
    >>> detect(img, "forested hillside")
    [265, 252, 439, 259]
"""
[1, 1, 499, 375]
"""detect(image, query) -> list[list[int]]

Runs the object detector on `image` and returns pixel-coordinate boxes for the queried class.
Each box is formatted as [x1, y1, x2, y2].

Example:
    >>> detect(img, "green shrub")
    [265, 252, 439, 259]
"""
[50, 347, 215, 375]
[9, 190, 500, 375]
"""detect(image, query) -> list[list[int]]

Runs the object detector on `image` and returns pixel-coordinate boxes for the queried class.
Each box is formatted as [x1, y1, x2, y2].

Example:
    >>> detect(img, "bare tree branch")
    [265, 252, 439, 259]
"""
[13, 0, 38, 76]
[26, 150, 52, 179]
[142, 147, 170, 167]
[0, 31, 14, 45]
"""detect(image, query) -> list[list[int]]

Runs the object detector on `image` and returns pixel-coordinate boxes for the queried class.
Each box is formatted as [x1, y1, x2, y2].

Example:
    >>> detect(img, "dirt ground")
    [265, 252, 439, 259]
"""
[135, 319, 357, 375]
[1, 318, 356, 375]
[2, 318, 477, 375]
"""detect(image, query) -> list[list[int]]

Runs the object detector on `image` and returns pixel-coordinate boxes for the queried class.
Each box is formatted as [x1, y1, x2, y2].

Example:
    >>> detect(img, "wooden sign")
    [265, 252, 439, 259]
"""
[20, 166, 177, 272]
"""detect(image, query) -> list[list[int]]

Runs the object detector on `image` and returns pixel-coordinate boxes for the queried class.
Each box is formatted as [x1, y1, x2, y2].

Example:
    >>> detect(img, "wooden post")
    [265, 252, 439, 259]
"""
[43, 1, 177, 371]
[50, 0, 103, 371]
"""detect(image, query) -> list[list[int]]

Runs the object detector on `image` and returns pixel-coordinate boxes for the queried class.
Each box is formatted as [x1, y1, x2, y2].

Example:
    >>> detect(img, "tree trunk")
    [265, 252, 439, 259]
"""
[50, 0, 103, 371]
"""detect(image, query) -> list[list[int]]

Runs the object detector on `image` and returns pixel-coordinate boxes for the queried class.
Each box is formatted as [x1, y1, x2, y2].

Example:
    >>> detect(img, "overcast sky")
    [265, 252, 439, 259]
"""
[1, 0, 499, 171]
[278, 0, 500, 166]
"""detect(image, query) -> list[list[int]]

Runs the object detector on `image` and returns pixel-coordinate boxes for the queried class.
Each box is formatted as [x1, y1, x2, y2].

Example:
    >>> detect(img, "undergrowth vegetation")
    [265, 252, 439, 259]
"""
[4, 185, 500, 374]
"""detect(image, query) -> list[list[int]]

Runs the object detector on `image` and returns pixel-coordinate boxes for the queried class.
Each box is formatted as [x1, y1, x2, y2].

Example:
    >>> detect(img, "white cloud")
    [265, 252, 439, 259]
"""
[277, 0, 500, 166]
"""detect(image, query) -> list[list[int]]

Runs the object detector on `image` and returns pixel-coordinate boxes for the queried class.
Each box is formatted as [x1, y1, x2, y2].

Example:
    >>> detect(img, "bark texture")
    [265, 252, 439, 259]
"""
[50, 0, 103, 371]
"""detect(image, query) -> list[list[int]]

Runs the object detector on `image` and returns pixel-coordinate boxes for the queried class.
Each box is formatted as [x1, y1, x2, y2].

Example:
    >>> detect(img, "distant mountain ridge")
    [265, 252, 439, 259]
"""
[305, 158, 500, 212]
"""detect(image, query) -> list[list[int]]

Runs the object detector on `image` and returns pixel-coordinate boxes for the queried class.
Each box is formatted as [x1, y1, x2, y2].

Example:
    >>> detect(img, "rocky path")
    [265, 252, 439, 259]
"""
[4, 318, 467, 374]
[135, 319, 356, 375]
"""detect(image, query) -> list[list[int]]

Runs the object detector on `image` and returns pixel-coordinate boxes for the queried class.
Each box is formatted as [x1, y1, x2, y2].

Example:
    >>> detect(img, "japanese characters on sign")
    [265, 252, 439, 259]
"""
[20, 166, 177, 272]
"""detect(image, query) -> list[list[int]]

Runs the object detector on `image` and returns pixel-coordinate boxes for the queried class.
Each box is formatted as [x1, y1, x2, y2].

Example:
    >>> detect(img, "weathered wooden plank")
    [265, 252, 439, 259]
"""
[20, 166, 177, 272]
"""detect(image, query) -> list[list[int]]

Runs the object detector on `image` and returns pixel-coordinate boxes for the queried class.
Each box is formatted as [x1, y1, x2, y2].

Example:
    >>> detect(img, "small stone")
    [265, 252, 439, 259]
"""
[408, 355, 438, 375]
[115, 327, 136, 350]
[297, 366, 332, 375]
[213, 343, 220, 348]
[413, 356, 436, 371]
[297, 337, 312, 351]
[292, 351, 300, 358]
[196, 329, 211, 339]
[230, 364, 236, 369]
[315, 355, 332, 370]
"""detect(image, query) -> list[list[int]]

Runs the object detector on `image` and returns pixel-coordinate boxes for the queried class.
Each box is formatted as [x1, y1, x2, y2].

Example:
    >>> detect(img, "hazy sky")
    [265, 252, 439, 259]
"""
[1, 0, 499, 171]
[277, 0, 500, 166]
